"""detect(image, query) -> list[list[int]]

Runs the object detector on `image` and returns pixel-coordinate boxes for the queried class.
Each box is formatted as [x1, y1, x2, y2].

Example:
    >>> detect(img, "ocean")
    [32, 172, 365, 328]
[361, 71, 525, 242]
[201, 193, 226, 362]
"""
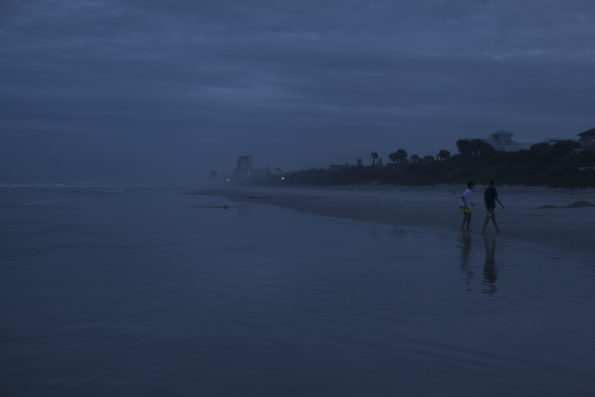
[1, 185, 594, 396]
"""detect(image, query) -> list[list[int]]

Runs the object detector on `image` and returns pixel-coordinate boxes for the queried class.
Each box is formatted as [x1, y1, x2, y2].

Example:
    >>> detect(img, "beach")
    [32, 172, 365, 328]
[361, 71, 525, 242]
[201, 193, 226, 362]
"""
[2, 185, 595, 396]
[195, 184, 595, 255]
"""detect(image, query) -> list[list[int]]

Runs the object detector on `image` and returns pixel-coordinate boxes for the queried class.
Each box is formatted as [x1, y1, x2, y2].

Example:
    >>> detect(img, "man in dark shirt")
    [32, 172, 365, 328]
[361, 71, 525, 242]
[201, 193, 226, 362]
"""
[482, 180, 505, 234]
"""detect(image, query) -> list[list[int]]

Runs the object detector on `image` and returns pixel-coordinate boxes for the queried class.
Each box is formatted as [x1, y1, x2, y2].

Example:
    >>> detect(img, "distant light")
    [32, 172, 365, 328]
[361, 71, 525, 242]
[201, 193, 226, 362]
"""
[281, 176, 286, 181]
[225, 178, 231, 183]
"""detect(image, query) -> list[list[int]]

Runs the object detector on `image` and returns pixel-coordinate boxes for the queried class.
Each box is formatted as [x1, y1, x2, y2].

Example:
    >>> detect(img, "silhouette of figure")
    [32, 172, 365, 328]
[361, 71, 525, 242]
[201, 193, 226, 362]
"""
[482, 180, 505, 234]
[460, 182, 475, 231]
[482, 237, 498, 296]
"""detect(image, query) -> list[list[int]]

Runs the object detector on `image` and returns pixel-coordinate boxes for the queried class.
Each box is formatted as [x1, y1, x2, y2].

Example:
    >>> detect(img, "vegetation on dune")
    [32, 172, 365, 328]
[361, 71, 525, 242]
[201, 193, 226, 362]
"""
[258, 139, 595, 188]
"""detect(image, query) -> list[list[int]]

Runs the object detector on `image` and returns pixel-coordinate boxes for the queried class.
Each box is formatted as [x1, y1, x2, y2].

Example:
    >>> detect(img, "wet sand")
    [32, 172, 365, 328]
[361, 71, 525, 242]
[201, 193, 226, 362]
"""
[195, 185, 595, 255]
[3, 186, 595, 395]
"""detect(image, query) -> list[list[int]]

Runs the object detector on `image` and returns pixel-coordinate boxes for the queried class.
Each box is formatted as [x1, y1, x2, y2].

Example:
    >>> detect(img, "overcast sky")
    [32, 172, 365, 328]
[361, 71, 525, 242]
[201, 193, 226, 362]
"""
[1, 0, 594, 184]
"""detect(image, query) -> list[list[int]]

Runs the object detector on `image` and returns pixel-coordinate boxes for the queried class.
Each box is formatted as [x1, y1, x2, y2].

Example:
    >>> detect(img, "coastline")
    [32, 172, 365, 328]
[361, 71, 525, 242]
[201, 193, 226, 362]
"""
[193, 184, 595, 256]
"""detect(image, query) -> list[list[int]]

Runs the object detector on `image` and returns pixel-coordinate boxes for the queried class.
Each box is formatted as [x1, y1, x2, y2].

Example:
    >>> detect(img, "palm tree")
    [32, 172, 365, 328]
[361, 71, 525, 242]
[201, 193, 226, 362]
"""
[456, 139, 473, 157]
[371, 152, 379, 166]
[437, 149, 450, 161]
[389, 149, 408, 165]
[396, 149, 408, 163]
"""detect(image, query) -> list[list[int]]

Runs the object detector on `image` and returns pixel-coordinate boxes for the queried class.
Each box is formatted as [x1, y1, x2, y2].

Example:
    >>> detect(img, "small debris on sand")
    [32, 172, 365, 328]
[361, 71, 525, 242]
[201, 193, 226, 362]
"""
[567, 201, 595, 208]
[536, 201, 595, 209]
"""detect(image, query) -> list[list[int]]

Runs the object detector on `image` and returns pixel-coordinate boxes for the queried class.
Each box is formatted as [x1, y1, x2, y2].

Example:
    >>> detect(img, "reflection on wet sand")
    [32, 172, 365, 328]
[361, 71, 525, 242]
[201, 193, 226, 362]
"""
[458, 234, 499, 295]
[482, 237, 498, 296]
[237, 201, 253, 218]
[459, 233, 473, 292]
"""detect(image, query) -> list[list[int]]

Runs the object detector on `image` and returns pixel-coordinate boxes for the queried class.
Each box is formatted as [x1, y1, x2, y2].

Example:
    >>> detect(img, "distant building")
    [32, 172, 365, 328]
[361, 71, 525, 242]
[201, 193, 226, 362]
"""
[578, 128, 595, 148]
[235, 155, 252, 178]
[483, 130, 530, 152]
[542, 138, 565, 146]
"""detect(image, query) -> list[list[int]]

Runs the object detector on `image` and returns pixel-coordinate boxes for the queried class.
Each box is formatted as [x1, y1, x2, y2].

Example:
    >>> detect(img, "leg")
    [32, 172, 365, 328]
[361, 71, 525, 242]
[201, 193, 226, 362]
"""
[491, 214, 500, 233]
[482, 216, 490, 234]
[466, 213, 472, 231]
[461, 213, 466, 230]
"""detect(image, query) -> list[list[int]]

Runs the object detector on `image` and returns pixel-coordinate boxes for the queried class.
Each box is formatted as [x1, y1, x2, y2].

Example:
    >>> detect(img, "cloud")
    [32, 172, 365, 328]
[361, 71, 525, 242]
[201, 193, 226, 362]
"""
[1, 0, 594, 182]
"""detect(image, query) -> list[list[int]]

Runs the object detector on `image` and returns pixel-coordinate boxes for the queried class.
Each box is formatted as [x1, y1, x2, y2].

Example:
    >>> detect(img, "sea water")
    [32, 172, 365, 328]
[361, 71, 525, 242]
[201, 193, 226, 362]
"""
[1, 185, 594, 396]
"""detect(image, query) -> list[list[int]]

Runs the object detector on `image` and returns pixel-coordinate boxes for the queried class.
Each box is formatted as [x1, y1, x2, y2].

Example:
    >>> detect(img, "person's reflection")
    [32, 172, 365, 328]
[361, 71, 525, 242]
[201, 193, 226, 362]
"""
[460, 232, 473, 291]
[482, 237, 498, 296]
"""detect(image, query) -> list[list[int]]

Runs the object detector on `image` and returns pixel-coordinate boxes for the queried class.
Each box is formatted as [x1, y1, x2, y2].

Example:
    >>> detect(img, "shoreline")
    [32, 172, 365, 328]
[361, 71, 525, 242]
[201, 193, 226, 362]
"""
[193, 185, 595, 256]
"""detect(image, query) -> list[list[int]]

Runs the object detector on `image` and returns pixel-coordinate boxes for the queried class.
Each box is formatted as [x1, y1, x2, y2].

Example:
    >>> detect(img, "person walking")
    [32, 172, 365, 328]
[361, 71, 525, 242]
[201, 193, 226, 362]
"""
[482, 180, 505, 234]
[460, 182, 475, 231]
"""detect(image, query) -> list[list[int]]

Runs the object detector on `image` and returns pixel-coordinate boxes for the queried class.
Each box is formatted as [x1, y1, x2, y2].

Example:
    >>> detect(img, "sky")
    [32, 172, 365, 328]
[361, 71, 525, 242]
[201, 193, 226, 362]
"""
[1, 0, 594, 184]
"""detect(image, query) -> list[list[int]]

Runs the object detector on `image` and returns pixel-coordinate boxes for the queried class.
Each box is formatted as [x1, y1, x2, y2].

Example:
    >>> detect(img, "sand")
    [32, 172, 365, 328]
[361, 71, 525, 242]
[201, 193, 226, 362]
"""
[194, 184, 595, 255]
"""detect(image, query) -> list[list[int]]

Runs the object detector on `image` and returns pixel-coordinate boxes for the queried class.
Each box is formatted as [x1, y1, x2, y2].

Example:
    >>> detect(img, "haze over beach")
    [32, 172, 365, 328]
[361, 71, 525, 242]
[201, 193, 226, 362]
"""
[2, 1, 595, 396]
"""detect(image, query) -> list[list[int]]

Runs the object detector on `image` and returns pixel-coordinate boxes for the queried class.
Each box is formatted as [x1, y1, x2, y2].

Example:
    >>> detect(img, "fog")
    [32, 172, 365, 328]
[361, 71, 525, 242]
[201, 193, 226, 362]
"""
[2, 0, 594, 185]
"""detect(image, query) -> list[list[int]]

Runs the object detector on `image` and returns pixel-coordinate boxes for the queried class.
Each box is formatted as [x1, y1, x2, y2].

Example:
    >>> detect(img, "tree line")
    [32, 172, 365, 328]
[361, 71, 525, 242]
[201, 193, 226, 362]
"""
[257, 139, 595, 188]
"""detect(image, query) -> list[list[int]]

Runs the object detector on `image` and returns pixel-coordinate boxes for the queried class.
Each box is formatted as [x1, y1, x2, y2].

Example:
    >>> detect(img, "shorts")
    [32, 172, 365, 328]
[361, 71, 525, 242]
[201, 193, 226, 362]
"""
[460, 207, 471, 214]
[486, 208, 495, 217]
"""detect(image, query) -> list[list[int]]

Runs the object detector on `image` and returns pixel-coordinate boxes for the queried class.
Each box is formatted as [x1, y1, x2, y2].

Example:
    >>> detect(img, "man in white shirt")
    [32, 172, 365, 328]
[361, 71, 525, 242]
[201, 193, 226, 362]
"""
[460, 182, 475, 231]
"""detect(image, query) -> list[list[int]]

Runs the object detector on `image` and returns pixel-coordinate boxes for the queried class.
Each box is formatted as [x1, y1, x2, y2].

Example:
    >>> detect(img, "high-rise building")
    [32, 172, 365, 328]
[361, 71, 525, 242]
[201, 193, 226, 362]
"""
[235, 155, 252, 178]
